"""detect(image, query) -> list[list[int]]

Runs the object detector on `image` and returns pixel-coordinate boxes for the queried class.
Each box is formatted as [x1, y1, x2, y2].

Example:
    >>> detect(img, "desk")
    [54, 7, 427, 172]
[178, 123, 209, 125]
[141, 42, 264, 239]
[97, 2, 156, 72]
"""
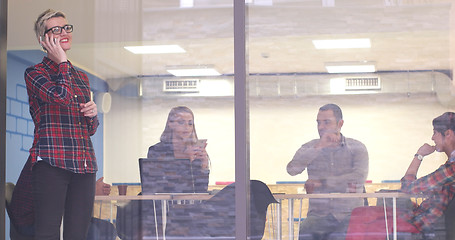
[95, 194, 212, 240]
[95, 192, 417, 240]
[273, 192, 417, 240]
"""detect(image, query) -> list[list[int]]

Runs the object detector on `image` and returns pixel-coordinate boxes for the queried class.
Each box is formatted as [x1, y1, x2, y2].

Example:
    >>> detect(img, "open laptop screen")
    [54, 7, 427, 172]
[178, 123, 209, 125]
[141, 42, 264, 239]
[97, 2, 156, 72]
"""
[139, 158, 196, 194]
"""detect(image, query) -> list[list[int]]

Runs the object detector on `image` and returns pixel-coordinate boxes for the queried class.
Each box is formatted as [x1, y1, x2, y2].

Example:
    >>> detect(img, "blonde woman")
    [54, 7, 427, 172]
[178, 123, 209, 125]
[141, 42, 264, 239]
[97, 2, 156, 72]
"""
[25, 9, 98, 239]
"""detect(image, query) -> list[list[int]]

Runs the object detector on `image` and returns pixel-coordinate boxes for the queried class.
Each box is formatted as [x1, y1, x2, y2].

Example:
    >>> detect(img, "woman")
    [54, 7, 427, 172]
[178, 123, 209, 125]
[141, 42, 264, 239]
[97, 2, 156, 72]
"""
[25, 9, 98, 239]
[116, 107, 210, 239]
[147, 106, 210, 192]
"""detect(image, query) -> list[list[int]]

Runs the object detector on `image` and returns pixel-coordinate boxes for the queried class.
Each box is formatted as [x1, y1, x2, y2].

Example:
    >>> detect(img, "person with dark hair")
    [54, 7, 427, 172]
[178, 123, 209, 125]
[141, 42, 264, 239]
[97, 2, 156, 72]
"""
[287, 103, 369, 240]
[401, 112, 455, 233]
[24, 9, 99, 239]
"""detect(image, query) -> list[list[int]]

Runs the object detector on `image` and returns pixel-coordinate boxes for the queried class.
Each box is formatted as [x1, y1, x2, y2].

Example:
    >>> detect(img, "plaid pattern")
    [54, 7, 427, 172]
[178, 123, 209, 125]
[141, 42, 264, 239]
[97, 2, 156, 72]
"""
[401, 161, 455, 231]
[9, 157, 34, 226]
[25, 57, 98, 173]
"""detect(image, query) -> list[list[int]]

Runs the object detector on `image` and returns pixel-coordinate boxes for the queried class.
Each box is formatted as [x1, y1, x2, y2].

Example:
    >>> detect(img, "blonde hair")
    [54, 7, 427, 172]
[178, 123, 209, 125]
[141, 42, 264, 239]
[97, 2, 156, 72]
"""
[34, 9, 66, 41]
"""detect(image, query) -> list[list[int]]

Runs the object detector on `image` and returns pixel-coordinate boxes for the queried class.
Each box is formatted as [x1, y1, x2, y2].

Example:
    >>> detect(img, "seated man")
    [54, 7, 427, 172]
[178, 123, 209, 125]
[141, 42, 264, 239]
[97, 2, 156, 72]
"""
[287, 103, 369, 240]
[346, 112, 455, 240]
[401, 112, 455, 233]
[8, 156, 113, 239]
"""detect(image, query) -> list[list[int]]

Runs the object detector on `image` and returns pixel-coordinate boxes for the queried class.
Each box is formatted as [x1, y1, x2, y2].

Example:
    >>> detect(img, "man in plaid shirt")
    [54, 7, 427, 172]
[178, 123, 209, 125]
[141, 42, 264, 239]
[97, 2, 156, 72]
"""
[401, 112, 455, 233]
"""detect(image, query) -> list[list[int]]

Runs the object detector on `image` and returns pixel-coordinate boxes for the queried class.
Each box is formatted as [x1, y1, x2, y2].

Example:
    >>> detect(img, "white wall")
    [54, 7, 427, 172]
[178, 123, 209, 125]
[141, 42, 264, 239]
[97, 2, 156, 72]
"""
[103, 88, 453, 185]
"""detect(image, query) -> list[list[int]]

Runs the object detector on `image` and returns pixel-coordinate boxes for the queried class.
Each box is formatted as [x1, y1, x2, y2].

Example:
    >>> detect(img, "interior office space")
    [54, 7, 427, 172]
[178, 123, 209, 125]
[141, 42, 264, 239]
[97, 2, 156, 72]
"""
[2, 0, 455, 239]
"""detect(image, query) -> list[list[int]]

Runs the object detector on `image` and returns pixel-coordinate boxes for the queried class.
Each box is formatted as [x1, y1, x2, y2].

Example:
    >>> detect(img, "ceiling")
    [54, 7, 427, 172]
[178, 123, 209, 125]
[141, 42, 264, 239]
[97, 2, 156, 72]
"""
[6, 0, 455, 83]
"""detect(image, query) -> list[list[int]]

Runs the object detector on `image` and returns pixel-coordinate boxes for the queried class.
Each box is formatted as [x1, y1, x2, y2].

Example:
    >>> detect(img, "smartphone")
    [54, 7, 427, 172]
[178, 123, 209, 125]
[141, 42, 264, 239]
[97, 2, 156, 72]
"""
[196, 139, 207, 148]
[39, 36, 46, 51]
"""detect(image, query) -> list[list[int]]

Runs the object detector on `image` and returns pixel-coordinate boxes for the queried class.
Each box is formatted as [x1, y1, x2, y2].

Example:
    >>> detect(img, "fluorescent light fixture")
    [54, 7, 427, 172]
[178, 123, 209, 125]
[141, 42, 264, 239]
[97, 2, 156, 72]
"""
[313, 38, 371, 49]
[253, 0, 273, 6]
[325, 62, 376, 73]
[322, 0, 335, 7]
[166, 66, 221, 77]
[180, 0, 194, 8]
[124, 45, 186, 54]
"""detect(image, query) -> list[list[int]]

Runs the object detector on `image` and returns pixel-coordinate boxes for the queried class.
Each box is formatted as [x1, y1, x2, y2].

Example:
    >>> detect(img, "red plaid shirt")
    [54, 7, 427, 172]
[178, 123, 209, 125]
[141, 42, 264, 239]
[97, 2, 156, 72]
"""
[401, 160, 455, 231]
[25, 57, 98, 173]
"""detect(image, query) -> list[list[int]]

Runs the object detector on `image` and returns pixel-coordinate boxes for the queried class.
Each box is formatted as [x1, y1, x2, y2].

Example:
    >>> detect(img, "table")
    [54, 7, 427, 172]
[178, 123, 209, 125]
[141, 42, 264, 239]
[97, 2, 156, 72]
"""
[95, 192, 418, 240]
[95, 194, 212, 240]
[273, 192, 418, 240]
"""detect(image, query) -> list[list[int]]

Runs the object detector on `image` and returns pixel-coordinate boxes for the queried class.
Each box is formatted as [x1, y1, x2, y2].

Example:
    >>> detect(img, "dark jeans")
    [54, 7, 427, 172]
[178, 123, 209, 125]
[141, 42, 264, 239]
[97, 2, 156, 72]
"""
[32, 161, 96, 240]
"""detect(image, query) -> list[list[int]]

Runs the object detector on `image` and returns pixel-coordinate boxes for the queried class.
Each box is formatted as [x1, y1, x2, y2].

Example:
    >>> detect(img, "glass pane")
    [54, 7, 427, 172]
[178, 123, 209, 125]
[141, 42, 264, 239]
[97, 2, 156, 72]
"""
[248, 0, 455, 239]
[5, 1, 250, 239]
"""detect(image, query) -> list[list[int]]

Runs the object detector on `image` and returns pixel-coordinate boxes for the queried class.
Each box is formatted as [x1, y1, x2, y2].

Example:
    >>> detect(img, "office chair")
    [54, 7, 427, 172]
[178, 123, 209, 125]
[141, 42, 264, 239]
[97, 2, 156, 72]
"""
[166, 180, 278, 240]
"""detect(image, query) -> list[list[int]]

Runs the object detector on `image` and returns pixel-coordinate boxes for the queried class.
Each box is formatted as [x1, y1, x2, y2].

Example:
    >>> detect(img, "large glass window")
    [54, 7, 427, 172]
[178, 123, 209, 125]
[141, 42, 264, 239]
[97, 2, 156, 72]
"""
[4, 0, 455, 239]
[248, 0, 455, 239]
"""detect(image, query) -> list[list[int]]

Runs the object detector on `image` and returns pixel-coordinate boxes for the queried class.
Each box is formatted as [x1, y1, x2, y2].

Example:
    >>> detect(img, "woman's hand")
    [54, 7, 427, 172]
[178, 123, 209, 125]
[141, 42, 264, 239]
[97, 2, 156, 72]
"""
[80, 101, 97, 118]
[40, 34, 68, 64]
[185, 143, 209, 169]
[195, 144, 209, 169]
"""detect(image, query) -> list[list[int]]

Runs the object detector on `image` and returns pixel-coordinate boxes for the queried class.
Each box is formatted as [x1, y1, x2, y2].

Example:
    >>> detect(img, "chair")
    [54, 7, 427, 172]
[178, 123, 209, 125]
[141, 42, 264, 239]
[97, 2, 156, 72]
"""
[165, 180, 278, 239]
[5, 182, 34, 240]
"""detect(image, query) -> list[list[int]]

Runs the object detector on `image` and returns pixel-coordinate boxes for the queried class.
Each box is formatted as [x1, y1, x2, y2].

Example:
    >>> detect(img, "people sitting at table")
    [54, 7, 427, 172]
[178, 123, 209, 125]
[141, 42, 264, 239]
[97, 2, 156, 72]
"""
[286, 103, 369, 240]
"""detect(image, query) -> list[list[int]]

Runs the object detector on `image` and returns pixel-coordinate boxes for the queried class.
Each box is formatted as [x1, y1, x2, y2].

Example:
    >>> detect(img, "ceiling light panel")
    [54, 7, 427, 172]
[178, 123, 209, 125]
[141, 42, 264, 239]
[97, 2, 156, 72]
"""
[180, 0, 194, 8]
[124, 45, 186, 54]
[325, 64, 376, 73]
[313, 39, 371, 49]
[167, 68, 221, 77]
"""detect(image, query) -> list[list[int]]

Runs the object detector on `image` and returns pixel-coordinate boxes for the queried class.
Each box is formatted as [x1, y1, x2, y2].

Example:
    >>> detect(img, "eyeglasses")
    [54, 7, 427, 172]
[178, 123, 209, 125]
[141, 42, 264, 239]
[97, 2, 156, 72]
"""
[43, 24, 73, 35]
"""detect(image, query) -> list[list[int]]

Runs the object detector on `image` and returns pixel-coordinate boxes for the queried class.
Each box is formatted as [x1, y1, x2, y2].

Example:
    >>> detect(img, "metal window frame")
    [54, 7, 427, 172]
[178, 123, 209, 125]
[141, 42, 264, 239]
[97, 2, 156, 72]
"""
[0, 0, 7, 238]
[0, 1, 250, 239]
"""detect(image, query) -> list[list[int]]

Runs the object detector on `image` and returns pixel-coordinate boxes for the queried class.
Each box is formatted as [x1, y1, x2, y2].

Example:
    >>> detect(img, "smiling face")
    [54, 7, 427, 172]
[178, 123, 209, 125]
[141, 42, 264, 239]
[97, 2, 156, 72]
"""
[45, 17, 72, 51]
[169, 112, 195, 141]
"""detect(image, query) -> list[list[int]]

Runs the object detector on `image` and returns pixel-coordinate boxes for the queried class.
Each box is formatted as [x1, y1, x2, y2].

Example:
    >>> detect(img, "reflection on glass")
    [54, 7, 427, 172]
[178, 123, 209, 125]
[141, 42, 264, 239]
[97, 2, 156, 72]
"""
[5, 0, 455, 239]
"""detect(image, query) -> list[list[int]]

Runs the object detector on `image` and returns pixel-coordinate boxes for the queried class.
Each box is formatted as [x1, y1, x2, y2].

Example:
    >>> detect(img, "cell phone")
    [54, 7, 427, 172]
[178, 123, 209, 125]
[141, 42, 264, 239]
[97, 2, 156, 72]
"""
[39, 36, 46, 51]
[196, 139, 207, 148]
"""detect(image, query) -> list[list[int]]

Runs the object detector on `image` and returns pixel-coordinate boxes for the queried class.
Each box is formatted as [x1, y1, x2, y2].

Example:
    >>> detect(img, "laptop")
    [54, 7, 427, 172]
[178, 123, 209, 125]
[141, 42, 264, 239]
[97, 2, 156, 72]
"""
[139, 158, 196, 195]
